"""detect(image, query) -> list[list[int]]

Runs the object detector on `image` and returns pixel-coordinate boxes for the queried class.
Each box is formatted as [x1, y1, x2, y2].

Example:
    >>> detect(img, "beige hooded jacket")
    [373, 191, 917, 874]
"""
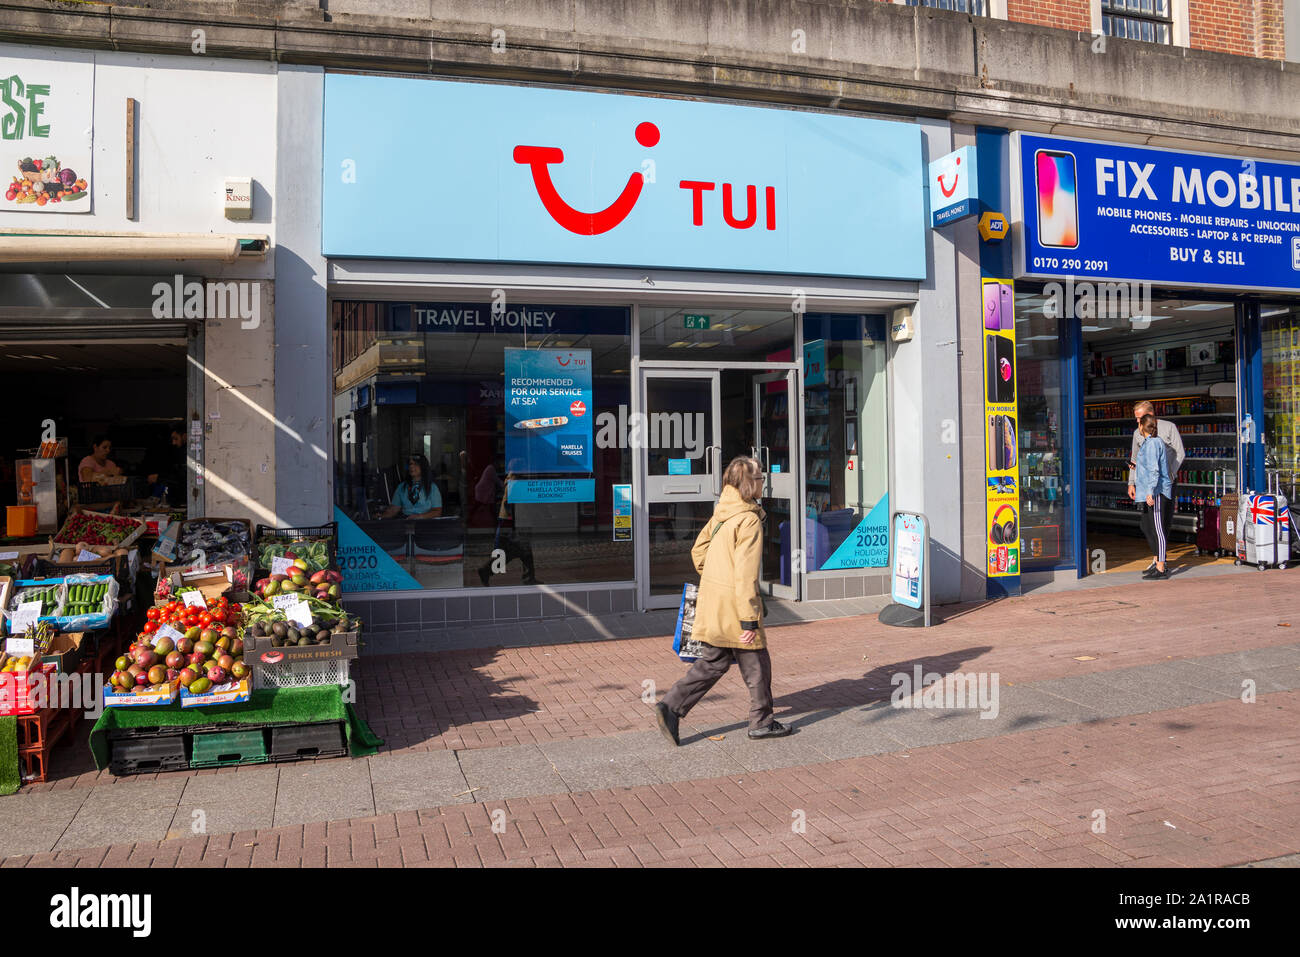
[689, 485, 767, 650]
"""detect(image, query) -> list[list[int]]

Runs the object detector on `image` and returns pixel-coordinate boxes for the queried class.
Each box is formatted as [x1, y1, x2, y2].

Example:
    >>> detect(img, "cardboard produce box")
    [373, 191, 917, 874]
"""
[103, 680, 178, 708]
[180, 677, 251, 708]
[42, 631, 84, 674]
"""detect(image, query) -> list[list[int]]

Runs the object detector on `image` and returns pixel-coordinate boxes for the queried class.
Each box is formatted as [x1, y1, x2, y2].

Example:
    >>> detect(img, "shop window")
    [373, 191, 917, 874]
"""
[1102, 0, 1172, 44]
[1013, 293, 1074, 572]
[639, 307, 795, 362]
[904, 0, 989, 14]
[800, 314, 890, 572]
[1263, 305, 1300, 497]
[331, 301, 632, 592]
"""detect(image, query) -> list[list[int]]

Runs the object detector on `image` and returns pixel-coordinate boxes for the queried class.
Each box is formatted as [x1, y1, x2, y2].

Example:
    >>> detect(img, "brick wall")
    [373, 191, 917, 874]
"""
[1006, 0, 1092, 32]
[1187, 0, 1287, 59]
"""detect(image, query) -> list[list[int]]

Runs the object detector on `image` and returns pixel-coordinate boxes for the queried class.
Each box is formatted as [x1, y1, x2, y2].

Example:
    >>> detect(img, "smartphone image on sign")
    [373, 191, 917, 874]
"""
[1035, 149, 1079, 249]
[987, 414, 1018, 471]
[983, 283, 1002, 331]
[998, 283, 1015, 330]
[985, 335, 1016, 405]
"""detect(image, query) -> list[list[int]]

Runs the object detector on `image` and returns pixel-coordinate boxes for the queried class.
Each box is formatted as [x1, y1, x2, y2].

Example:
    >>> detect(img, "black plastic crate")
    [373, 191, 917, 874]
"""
[268, 721, 346, 762]
[78, 477, 144, 504]
[108, 734, 189, 776]
[253, 522, 338, 573]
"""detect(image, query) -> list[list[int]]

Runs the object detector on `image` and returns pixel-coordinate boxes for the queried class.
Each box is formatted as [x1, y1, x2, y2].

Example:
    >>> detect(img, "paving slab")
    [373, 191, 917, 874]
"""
[1089, 664, 1230, 710]
[992, 685, 1105, 732]
[785, 708, 915, 761]
[179, 765, 279, 808]
[368, 750, 473, 813]
[167, 802, 276, 841]
[852, 701, 998, 750]
[0, 789, 88, 858]
[457, 743, 567, 802]
[1014, 675, 1153, 718]
[639, 740, 748, 784]
[273, 757, 375, 828]
[1174, 658, 1295, 695]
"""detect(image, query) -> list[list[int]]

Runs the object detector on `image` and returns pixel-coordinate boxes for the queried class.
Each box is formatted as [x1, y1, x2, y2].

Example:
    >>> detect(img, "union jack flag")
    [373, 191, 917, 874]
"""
[1249, 495, 1287, 527]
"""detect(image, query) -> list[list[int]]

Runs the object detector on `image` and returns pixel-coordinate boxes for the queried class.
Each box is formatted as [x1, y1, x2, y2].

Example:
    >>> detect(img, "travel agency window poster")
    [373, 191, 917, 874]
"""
[982, 278, 1020, 577]
[504, 347, 595, 504]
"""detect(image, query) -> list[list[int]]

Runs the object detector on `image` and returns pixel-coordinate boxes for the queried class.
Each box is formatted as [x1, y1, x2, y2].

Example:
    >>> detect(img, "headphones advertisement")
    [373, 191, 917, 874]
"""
[982, 278, 1021, 578]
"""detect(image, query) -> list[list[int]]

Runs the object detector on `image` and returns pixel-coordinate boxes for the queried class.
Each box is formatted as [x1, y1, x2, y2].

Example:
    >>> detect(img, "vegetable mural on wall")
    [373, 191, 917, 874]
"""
[0, 48, 94, 213]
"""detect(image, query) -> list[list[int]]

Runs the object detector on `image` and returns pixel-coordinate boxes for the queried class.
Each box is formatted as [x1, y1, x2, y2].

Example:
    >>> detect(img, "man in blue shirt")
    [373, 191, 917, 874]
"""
[381, 454, 443, 518]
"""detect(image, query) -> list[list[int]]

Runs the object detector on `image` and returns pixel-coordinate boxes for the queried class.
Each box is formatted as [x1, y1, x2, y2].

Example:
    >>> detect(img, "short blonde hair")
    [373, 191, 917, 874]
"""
[722, 455, 764, 502]
[1134, 400, 1155, 416]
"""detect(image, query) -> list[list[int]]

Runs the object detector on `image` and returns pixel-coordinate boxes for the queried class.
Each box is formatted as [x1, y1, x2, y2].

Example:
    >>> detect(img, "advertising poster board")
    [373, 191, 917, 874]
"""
[982, 278, 1021, 578]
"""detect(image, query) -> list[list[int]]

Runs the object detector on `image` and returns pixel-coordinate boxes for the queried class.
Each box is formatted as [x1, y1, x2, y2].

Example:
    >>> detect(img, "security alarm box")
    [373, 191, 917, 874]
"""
[224, 177, 252, 220]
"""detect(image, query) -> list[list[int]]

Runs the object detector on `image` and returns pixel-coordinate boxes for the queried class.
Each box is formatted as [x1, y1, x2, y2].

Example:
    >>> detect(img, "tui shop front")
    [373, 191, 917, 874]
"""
[979, 129, 1300, 587]
[317, 72, 962, 632]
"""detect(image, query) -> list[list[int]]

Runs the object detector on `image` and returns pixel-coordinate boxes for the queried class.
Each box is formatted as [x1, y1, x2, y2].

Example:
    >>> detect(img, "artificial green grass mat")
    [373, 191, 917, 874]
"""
[0, 716, 17, 795]
[90, 686, 383, 769]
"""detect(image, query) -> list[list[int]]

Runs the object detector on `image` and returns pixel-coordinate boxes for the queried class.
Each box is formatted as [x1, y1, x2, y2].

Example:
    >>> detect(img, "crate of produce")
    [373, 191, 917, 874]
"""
[245, 628, 360, 666]
[180, 677, 251, 708]
[253, 522, 338, 574]
[190, 728, 268, 768]
[52, 509, 147, 551]
[103, 680, 179, 708]
[2, 579, 64, 632]
[108, 733, 189, 776]
[268, 721, 346, 762]
[252, 655, 351, 691]
[53, 574, 119, 632]
[173, 517, 253, 571]
[0, 660, 54, 716]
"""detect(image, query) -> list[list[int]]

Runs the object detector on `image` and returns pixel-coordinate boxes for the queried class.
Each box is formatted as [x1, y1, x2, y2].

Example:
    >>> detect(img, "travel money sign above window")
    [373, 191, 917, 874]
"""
[322, 75, 926, 280]
[1013, 132, 1300, 293]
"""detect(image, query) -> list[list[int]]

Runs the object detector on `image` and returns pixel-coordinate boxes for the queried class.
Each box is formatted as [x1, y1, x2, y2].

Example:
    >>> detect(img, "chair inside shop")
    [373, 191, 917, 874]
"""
[410, 515, 465, 563]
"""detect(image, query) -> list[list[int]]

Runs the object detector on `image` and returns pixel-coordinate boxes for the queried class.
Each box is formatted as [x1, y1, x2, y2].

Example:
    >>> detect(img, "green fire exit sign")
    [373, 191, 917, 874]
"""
[684, 314, 710, 330]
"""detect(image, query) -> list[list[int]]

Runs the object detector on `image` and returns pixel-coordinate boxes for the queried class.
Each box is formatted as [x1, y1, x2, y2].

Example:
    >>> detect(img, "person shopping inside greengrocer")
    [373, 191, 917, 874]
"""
[1127, 400, 1184, 573]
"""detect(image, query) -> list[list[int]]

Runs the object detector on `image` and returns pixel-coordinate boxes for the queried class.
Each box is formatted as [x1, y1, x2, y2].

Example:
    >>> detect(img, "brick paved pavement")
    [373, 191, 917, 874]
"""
[3, 569, 1299, 866]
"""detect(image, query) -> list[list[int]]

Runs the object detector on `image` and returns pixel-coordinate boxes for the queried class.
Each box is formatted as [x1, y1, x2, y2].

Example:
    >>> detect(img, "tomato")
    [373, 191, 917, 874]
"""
[142, 621, 158, 634]
[146, 607, 160, 621]
[198, 613, 213, 628]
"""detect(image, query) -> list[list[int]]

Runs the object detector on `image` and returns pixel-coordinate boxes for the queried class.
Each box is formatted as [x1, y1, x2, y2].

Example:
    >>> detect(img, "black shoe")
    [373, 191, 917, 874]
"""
[1141, 566, 1160, 579]
[654, 703, 680, 746]
[1150, 568, 1170, 580]
[748, 720, 792, 740]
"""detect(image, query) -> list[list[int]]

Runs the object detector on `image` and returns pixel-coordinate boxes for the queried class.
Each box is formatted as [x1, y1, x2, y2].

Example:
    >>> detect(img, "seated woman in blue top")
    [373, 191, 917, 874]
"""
[381, 454, 443, 519]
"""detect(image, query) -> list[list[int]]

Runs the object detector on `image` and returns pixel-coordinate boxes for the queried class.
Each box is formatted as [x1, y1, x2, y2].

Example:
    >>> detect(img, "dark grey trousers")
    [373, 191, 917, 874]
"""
[662, 642, 774, 731]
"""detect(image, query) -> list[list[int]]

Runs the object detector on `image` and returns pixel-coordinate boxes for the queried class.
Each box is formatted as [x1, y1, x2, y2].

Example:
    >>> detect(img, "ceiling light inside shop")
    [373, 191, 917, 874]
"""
[668, 341, 690, 348]
[1261, 308, 1292, 318]
[550, 340, 575, 347]
[693, 341, 718, 348]
[1081, 326, 1105, 332]
[1175, 303, 1230, 312]
[710, 324, 731, 331]
[733, 324, 762, 332]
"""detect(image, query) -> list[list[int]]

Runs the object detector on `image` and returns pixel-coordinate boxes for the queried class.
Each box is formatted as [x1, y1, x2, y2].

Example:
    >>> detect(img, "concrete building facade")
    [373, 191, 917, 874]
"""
[3, 0, 1298, 636]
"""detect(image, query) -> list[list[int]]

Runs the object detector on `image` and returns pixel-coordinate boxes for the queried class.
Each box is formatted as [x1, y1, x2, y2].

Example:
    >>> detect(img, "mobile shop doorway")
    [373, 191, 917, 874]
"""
[1015, 291, 1300, 579]
[637, 362, 801, 610]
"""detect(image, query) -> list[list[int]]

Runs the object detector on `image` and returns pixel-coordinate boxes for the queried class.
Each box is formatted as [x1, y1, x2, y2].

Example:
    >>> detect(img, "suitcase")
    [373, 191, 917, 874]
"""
[1218, 470, 1239, 558]
[1234, 490, 1291, 570]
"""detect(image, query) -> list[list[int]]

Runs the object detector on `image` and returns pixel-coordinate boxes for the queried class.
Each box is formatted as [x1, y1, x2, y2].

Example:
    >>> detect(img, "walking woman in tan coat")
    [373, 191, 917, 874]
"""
[655, 455, 791, 746]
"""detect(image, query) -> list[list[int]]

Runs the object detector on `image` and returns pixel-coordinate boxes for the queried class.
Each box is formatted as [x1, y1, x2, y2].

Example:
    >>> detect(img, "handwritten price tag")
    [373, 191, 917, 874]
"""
[286, 600, 313, 628]
[270, 556, 295, 576]
[76, 549, 100, 562]
[156, 624, 185, 643]
[0, 551, 19, 560]
[272, 594, 300, 611]
[6, 636, 34, 656]
[181, 591, 207, 609]
[10, 601, 42, 635]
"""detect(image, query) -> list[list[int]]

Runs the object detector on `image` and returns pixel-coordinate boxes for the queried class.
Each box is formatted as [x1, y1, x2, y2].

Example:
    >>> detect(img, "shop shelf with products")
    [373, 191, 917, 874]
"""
[1083, 389, 1237, 539]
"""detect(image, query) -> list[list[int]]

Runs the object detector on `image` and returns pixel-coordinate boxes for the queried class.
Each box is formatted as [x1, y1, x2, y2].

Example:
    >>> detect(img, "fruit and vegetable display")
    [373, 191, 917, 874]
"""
[256, 535, 333, 573]
[54, 511, 144, 547]
[110, 594, 248, 696]
[252, 559, 344, 604]
[6, 155, 88, 206]
[8, 584, 61, 617]
[179, 519, 251, 568]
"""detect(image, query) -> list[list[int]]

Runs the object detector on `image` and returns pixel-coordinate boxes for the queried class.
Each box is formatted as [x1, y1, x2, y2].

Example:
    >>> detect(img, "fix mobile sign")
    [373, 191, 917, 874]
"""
[1013, 132, 1300, 293]
[322, 74, 926, 280]
[0, 46, 94, 213]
